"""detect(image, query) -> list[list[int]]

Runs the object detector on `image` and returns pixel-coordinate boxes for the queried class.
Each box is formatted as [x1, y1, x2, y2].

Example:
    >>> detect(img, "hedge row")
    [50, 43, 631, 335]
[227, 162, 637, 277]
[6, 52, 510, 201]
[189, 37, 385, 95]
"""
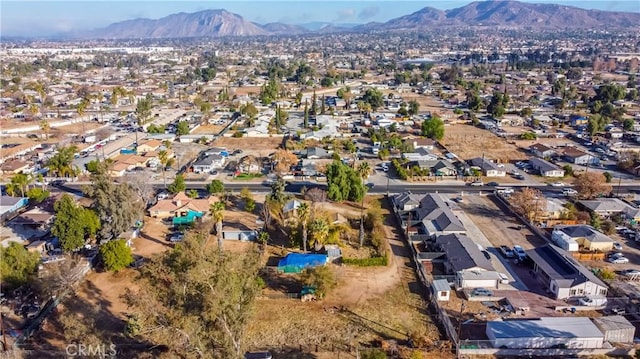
[342, 256, 388, 267]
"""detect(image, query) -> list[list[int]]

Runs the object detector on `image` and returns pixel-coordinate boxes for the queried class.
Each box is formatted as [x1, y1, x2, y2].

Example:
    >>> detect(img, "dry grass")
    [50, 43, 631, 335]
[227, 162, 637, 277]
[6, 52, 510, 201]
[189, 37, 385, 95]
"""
[191, 124, 225, 134]
[246, 283, 438, 349]
[440, 124, 526, 162]
[214, 136, 283, 152]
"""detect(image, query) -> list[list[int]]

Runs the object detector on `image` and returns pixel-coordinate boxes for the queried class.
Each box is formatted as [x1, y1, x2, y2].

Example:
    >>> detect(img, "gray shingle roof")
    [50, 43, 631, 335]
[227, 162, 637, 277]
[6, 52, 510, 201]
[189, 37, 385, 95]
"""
[436, 233, 494, 272]
[525, 244, 607, 288]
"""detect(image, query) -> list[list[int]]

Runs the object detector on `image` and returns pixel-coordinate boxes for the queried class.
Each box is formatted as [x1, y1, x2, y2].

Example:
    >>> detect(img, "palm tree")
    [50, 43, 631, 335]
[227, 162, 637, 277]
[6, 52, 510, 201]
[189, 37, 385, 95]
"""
[48, 146, 78, 177]
[158, 150, 174, 188]
[357, 162, 371, 181]
[10, 173, 33, 197]
[308, 218, 329, 251]
[356, 162, 371, 247]
[40, 119, 51, 140]
[210, 201, 226, 251]
[298, 202, 310, 252]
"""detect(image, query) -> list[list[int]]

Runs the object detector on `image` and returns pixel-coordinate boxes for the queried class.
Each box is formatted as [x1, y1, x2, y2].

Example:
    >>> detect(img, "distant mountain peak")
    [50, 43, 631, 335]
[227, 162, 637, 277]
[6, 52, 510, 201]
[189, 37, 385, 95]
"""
[83, 1, 640, 40]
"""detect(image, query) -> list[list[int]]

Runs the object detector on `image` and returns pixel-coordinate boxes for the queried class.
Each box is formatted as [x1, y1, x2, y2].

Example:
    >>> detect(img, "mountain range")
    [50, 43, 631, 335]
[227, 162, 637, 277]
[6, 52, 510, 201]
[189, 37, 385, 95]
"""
[85, 1, 640, 39]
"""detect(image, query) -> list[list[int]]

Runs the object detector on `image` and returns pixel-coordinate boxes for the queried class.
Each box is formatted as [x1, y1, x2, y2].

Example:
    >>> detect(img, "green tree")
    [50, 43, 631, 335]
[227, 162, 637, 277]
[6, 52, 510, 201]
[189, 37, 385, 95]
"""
[408, 99, 419, 116]
[326, 160, 365, 202]
[167, 174, 186, 194]
[6, 172, 33, 197]
[303, 102, 309, 128]
[623, 118, 635, 131]
[361, 349, 388, 359]
[268, 177, 287, 204]
[420, 116, 445, 140]
[158, 150, 174, 188]
[240, 103, 258, 118]
[206, 179, 225, 195]
[122, 232, 262, 357]
[362, 88, 384, 111]
[84, 162, 143, 241]
[603, 172, 613, 183]
[300, 266, 336, 298]
[26, 187, 50, 203]
[48, 145, 79, 177]
[135, 94, 153, 125]
[52, 194, 100, 252]
[99, 239, 132, 271]
[187, 189, 199, 198]
[176, 120, 190, 136]
[0, 242, 41, 289]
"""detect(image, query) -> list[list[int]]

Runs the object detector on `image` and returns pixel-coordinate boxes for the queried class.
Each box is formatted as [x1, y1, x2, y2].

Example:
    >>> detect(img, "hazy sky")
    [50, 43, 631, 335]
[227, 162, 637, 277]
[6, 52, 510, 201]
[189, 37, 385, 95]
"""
[2, 0, 639, 37]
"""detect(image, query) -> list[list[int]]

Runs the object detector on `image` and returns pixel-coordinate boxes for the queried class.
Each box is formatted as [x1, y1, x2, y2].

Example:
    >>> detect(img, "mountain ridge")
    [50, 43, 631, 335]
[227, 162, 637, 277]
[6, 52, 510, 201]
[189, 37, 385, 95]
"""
[83, 1, 640, 39]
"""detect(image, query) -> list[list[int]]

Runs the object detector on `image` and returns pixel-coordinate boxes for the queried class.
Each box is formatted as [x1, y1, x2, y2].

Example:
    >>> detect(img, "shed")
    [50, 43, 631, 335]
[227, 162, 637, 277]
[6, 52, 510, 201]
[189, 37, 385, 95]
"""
[172, 210, 203, 226]
[592, 316, 635, 343]
[277, 253, 328, 273]
[26, 240, 47, 254]
[431, 279, 450, 301]
[486, 317, 604, 349]
[323, 245, 342, 259]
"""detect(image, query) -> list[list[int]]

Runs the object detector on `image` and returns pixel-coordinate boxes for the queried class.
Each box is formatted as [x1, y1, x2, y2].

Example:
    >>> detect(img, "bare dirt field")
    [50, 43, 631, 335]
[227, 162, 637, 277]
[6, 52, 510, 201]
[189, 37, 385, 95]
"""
[441, 124, 527, 162]
[214, 136, 284, 152]
[233, 86, 262, 96]
[191, 124, 225, 135]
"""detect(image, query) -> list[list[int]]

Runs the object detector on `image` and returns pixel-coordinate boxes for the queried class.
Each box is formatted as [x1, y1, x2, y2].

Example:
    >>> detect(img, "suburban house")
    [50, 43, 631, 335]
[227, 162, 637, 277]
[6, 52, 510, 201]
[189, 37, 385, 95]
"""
[468, 157, 506, 177]
[203, 147, 229, 157]
[0, 160, 31, 175]
[525, 244, 608, 299]
[302, 147, 330, 159]
[579, 198, 640, 222]
[434, 233, 502, 289]
[148, 192, 216, 219]
[236, 155, 262, 174]
[282, 199, 302, 219]
[402, 147, 438, 162]
[528, 157, 565, 177]
[407, 159, 458, 176]
[415, 194, 466, 238]
[192, 154, 225, 174]
[562, 147, 593, 165]
[0, 196, 28, 218]
[486, 317, 605, 349]
[136, 139, 163, 153]
[408, 137, 436, 150]
[392, 191, 422, 213]
[529, 143, 556, 158]
[551, 225, 615, 252]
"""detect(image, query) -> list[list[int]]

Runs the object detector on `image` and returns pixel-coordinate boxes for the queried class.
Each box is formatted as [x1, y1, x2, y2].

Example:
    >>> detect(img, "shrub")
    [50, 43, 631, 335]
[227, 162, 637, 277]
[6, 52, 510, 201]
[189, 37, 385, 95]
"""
[342, 256, 388, 267]
[232, 131, 244, 138]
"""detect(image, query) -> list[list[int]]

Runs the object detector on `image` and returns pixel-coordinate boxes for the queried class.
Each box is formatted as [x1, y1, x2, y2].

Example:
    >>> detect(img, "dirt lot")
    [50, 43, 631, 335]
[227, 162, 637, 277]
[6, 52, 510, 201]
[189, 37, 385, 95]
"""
[191, 124, 225, 135]
[440, 124, 526, 162]
[456, 194, 546, 250]
[214, 136, 283, 153]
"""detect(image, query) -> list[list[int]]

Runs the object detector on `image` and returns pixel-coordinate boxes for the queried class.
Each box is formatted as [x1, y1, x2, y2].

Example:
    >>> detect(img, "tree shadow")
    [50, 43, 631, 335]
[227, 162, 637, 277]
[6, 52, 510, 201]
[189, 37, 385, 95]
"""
[19, 277, 166, 358]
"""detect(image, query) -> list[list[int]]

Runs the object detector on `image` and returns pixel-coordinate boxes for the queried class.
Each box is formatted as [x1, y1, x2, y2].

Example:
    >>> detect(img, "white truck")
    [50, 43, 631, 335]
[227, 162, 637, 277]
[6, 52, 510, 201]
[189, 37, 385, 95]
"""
[578, 296, 607, 307]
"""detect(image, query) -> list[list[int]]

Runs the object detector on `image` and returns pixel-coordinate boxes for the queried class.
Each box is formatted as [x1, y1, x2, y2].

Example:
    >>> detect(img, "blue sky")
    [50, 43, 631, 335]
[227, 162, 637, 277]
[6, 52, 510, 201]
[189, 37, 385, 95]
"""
[2, 0, 639, 37]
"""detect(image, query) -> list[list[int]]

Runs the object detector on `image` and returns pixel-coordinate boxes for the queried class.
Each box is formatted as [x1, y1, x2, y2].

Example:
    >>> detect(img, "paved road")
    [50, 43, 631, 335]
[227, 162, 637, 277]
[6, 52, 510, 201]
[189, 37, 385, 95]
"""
[54, 180, 640, 197]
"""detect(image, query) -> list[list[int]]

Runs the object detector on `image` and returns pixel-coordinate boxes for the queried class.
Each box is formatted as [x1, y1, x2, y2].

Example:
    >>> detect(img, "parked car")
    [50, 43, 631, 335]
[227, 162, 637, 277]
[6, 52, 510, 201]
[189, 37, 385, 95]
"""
[512, 174, 525, 180]
[609, 257, 629, 264]
[486, 181, 500, 187]
[562, 188, 578, 196]
[500, 245, 515, 258]
[578, 296, 608, 307]
[612, 242, 623, 251]
[471, 288, 493, 297]
[469, 181, 484, 187]
[607, 307, 626, 315]
[549, 182, 566, 187]
[513, 245, 526, 260]
[169, 233, 184, 243]
[621, 269, 640, 276]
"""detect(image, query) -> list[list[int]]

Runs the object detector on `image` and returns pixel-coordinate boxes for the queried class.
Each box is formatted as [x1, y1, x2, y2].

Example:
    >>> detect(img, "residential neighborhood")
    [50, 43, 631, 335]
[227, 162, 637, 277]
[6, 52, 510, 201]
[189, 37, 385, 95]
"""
[1, 1, 640, 358]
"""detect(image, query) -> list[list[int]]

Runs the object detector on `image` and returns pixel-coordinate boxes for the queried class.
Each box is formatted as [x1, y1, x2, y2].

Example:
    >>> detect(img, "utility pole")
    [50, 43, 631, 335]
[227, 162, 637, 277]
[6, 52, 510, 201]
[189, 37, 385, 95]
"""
[456, 300, 466, 359]
[616, 176, 622, 198]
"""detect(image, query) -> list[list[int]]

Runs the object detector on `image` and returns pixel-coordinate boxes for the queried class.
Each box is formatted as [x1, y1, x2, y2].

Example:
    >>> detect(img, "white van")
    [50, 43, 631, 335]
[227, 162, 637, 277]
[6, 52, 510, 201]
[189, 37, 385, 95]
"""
[498, 273, 509, 284]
